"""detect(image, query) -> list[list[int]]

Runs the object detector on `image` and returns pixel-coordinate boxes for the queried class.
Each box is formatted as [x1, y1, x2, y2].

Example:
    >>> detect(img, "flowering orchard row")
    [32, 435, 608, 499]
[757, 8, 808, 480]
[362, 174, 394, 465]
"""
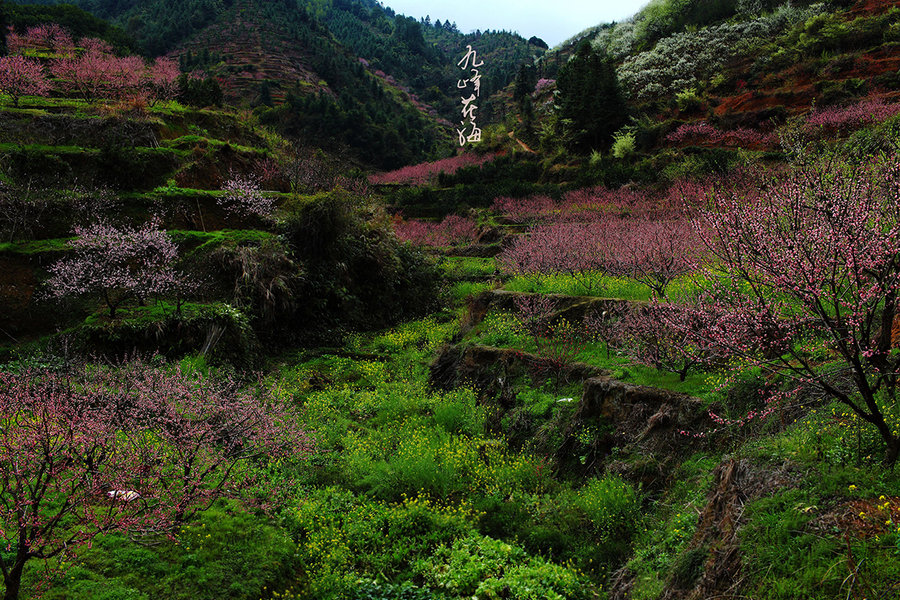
[390, 174, 741, 252]
[0, 24, 179, 106]
[491, 180, 706, 224]
[665, 120, 777, 148]
[368, 153, 497, 186]
[666, 98, 900, 149]
[498, 217, 701, 300]
[392, 214, 479, 247]
[496, 155, 900, 463]
[0, 358, 310, 600]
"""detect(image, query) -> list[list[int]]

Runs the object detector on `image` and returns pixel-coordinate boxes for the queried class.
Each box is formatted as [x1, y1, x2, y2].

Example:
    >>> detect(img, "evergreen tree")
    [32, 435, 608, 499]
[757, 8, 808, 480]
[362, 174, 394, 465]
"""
[0, 1, 6, 56]
[257, 80, 273, 107]
[513, 63, 536, 103]
[556, 41, 627, 153]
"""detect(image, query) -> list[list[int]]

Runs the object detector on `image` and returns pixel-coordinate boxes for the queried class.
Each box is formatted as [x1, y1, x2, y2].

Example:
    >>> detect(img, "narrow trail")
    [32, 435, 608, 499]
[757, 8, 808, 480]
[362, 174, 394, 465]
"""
[508, 131, 536, 153]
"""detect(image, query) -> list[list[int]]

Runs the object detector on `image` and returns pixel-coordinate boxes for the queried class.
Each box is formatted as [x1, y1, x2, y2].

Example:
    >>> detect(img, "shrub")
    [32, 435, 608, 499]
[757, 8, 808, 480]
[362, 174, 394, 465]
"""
[277, 189, 440, 337]
[674, 87, 703, 112]
[612, 129, 637, 159]
[416, 533, 593, 600]
[574, 475, 641, 539]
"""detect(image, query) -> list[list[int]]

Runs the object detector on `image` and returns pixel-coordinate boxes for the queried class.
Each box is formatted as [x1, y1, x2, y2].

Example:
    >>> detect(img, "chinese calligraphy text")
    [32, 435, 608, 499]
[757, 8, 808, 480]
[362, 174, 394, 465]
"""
[457, 44, 483, 147]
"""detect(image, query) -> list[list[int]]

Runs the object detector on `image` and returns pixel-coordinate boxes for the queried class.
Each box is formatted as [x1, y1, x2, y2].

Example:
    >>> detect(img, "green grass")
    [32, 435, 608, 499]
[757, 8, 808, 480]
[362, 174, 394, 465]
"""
[0, 237, 72, 254]
[439, 256, 499, 280]
[625, 453, 718, 599]
[739, 470, 900, 599]
[160, 135, 267, 155]
[448, 280, 492, 302]
[469, 308, 718, 398]
[168, 229, 278, 253]
[81, 301, 214, 327]
[503, 272, 704, 302]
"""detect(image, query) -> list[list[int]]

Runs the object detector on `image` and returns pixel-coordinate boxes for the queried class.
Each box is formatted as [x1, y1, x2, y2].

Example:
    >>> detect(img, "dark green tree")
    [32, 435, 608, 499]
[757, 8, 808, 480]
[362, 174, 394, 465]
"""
[257, 80, 273, 107]
[0, 1, 6, 56]
[513, 63, 536, 104]
[556, 41, 627, 153]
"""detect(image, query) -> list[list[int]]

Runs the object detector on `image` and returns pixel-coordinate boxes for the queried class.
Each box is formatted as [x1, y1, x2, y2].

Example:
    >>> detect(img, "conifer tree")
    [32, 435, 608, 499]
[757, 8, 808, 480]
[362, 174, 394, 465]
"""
[556, 41, 627, 153]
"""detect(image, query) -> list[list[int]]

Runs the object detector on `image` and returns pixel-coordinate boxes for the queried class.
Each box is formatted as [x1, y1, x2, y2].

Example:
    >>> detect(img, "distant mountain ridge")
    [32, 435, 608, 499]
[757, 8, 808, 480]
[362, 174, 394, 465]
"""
[6, 0, 543, 166]
[8, 0, 543, 120]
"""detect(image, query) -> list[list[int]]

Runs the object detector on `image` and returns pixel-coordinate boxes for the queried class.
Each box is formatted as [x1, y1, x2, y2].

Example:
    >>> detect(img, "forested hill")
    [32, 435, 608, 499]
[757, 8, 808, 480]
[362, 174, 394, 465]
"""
[8, 0, 544, 125]
[311, 0, 546, 124]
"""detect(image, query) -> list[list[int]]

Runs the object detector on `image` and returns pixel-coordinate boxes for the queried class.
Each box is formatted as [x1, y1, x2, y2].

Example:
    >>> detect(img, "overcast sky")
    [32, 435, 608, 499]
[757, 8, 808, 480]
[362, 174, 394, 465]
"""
[381, 0, 651, 48]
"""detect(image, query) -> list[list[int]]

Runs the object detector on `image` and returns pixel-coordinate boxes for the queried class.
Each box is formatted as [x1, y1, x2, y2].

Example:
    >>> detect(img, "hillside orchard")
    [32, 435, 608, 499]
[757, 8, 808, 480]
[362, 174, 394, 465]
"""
[0, 360, 310, 600]
[0, 24, 179, 106]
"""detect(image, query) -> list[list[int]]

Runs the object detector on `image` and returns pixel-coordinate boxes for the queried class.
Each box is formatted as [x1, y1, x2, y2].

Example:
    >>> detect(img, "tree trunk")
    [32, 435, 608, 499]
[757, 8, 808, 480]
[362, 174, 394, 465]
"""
[885, 436, 900, 467]
[3, 559, 25, 600]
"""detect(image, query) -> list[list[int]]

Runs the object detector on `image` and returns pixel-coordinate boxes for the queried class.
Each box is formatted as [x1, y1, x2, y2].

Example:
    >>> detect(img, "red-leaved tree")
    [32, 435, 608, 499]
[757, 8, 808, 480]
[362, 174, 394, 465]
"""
[46, 220, 181, 318]
[694, 155, 900, 464]
[0, 359, 310, 600]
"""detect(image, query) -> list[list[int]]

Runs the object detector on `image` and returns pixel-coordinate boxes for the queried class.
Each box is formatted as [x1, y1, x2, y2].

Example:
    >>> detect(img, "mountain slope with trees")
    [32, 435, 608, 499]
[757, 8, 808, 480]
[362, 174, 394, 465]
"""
[4, 0, 900, 599]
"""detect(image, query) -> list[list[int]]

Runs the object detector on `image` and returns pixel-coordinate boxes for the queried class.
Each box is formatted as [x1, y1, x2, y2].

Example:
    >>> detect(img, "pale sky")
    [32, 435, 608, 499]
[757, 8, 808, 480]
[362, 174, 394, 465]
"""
[381, 0, 651, 48]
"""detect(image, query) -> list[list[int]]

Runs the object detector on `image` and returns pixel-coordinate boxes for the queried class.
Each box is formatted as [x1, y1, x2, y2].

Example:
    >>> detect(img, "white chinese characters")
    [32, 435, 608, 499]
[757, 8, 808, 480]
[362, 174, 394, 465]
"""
[457, 45, 483, 146]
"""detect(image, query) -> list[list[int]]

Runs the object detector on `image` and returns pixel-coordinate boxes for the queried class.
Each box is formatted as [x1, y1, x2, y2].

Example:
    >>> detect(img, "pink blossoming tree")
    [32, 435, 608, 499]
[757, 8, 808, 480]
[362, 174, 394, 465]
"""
[693, 156, 900, 464]
[618, 302, 720, 381]
[143, 57, 180, 105]
[497, 223, 608, 294]
[0, 55, 50, 107]
[606, 217, 703, 299]
[219, 174, 275, 218]
[0, 359, 310, 600]
[46, 220, 181, 318]
[51, 37, 171, 103]
[6, 23, 74, 56]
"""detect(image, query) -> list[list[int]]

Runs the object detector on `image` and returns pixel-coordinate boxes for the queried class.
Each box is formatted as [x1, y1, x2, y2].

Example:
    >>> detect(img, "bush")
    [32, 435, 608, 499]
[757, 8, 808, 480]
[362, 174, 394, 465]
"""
[277, 189, 440, 339]
[575, 475, 642, 539]
[177, 74, 223, 107]
[612, 129, 637, 159]
[416, 533, 593, 600]
[285, 488, 473, 597]
[674, 87, 703, 112]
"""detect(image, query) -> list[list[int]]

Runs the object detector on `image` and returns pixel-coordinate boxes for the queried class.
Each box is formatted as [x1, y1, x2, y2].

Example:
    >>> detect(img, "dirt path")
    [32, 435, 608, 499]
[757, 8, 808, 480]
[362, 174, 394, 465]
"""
[508, 131, 536, 153]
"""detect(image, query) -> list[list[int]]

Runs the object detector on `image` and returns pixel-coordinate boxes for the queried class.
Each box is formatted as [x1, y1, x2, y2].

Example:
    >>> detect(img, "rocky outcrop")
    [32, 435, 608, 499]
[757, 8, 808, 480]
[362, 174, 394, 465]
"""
[429, 343, 608, 394]
[610, 458, 799, 600]
[461, 289, 636, 335]
[557, 377, 721, 481]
